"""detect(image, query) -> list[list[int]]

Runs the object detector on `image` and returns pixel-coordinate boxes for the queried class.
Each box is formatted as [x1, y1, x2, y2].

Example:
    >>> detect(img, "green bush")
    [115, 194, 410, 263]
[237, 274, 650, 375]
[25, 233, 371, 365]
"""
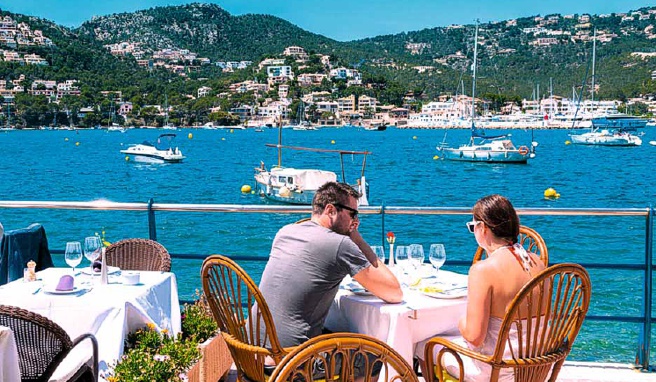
[181, 293, 218, 344]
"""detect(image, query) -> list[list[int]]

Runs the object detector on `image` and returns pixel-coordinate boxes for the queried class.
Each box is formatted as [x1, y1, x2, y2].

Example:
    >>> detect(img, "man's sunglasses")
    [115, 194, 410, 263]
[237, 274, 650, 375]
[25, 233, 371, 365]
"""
[466, 220, 482, 233]
[333, 203, 359, 218]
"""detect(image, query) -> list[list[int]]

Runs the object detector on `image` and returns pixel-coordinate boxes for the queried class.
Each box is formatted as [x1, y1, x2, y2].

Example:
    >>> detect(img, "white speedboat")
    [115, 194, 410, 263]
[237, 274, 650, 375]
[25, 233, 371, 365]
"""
[120, 133, 185, 163]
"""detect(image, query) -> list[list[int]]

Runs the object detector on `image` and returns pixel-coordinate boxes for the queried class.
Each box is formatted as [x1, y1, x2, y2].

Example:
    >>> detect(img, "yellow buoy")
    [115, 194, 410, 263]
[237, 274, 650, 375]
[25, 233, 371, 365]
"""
[125, 156, 130, 161]
[544, 188, 560, 198]
[433, 155, 439, 160]
[188, 133, 193, 139]
[241, 185, 252, 193]
[64, 137, 69, 141]
[230, 129, 234, 133]
[413, 136, 417, 140]
[565, 140, 571, 145]
[221, 137, 225, 141]
[75, 142, 80, 146]
[251, 190, 255, 194]
[331, 140, 335, 144]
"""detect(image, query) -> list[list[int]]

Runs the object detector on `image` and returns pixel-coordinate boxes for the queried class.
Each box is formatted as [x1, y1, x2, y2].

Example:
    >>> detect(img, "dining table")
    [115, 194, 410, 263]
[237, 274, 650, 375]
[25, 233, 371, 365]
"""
[324, 267, 468, 366]
[0, 266, 181, 381]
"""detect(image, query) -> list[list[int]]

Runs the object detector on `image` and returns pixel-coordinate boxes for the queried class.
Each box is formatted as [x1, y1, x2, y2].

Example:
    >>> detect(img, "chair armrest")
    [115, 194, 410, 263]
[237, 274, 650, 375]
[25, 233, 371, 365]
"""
[69, 333, 99, 382]
[424, 337, 493, 382]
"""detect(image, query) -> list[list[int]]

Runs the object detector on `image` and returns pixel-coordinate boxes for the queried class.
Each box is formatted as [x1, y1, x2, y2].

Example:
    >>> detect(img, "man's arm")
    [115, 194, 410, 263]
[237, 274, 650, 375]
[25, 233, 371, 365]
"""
[349, 229, 403, 303]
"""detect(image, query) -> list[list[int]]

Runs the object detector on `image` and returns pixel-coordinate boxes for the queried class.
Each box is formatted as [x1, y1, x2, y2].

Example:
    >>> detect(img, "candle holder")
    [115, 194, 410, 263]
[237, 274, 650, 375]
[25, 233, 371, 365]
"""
[386, 232, 396, 267]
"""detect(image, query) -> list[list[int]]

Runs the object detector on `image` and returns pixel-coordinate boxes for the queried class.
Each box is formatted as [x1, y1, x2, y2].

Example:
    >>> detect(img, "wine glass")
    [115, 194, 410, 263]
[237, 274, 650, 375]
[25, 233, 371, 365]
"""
[429, 244, 447, 275]
[408, 244, 425, 270]
[84, 236, 102, 267]
[371, 245, 385, 265]
[65, 241, 83, 274]
[395, 245, 409, 271]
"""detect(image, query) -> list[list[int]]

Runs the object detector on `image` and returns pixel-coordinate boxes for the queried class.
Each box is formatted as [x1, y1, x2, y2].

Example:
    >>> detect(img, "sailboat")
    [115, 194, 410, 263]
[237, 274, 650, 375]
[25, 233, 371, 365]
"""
[569, 29, 644, 146]
[436, 21, 537, 164]
[254, 123, 370, 205]
[287, 102, 317, 130]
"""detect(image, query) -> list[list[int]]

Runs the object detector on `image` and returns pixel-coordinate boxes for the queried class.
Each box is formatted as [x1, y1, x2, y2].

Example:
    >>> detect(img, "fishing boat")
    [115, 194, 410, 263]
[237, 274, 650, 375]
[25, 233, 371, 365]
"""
[120, 133, 185, 163]
[436, 21, 536, 164]
[254, 126, 370, 205]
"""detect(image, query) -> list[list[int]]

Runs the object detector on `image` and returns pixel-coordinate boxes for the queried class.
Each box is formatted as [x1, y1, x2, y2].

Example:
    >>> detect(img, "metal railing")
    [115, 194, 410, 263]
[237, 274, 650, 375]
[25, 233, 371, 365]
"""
[0, 199, 653, 369]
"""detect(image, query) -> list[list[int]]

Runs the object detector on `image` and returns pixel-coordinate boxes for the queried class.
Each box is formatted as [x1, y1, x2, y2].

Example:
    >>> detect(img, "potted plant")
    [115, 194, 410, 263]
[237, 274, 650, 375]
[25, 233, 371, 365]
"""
[107, 293, 233, 382]
[182, 294, 233, 382]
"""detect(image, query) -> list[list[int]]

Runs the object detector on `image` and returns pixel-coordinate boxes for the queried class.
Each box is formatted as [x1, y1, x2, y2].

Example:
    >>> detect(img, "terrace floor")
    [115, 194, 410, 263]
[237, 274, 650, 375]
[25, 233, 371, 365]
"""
[222, 361, 656, 381]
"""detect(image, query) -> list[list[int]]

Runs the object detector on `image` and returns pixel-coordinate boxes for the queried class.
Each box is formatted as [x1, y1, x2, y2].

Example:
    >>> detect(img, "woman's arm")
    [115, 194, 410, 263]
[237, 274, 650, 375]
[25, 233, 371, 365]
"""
[459, 262, 492, 347]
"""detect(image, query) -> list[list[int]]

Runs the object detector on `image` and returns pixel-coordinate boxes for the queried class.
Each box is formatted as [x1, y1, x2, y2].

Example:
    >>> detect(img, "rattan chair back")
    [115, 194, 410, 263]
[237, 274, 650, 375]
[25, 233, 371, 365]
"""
[201, 255, 287, 382]
[425, 263, 591, 382]
[0, 305, 98, 382]
[105, 238, 171, 272]
[473, 225, 548, 266]
[270, 333, 420, 382]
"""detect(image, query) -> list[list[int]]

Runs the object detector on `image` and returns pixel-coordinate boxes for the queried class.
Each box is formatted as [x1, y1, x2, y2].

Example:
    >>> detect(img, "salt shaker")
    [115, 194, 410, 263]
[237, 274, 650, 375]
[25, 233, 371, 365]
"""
[100, 247, 108, 285]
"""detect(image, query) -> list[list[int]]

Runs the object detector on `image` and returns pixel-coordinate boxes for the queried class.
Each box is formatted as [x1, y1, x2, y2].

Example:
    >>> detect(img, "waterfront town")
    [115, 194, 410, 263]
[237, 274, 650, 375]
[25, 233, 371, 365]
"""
[2, 10, 656, 129]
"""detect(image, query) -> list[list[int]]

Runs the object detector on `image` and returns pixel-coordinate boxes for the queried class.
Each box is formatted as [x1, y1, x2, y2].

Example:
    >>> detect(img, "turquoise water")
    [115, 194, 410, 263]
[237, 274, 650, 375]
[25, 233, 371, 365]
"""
[1, 127, 655, 363]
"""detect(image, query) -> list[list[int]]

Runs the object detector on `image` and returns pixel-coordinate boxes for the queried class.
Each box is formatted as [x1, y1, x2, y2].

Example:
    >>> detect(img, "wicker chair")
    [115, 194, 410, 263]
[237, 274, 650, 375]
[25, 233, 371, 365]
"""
[0, 305, 98, 382]
[424, 263, 591, 382]
[269, 333, 419, 382]
[201, 255, 293, 382]
[104, 238, 171, 272]
[473, 225, 549, 266]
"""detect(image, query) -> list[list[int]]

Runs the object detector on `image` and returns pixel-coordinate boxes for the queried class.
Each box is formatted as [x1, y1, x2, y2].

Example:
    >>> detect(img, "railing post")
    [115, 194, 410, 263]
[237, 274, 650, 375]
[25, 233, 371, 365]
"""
[147, 198, 157, 241]
[636, 205, 653, 369]
[381, 201, 386, 248]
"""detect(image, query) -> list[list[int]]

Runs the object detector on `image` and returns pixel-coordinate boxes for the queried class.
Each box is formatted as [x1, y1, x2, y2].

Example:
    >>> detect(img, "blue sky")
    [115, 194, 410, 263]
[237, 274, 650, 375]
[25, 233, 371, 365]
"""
[0, 0, 652, 41]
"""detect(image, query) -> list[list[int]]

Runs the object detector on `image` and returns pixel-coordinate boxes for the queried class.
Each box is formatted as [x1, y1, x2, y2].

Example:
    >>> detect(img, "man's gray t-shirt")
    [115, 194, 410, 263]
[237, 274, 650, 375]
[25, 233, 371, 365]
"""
[259, 220, 370, 347]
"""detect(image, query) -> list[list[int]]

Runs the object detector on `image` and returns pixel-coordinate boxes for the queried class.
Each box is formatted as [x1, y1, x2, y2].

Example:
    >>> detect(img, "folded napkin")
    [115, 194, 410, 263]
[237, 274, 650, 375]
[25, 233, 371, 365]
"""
[55, 275, 74, 291]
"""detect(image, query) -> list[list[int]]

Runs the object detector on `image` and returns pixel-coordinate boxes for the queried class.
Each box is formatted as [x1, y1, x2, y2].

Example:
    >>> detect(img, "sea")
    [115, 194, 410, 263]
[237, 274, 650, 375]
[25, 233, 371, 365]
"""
[1, 126, 656, 364]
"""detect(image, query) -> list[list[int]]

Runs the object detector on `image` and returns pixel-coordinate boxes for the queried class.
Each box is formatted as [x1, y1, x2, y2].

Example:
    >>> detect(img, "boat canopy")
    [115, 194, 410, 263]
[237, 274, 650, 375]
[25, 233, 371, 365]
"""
[155, 134, 177, 150]
[471, 128, 508, 140]
[270, 168, 337, 190]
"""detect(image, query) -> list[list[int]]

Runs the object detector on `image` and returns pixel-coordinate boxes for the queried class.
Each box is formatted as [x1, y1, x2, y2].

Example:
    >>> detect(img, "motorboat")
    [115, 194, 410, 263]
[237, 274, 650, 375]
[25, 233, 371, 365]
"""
[120, 133, 185, 163]
[436, 21, 536, 164]
[253, 125, 370, 205]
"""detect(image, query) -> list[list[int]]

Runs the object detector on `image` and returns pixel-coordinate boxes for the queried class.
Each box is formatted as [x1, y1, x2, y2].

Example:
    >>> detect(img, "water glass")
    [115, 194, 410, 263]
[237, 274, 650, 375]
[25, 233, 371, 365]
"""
[395, 245, 410, 271]
[371, 245, 385, 265]
[65, 241, 83, 274]
[84, 236, 102, 266]
[408, 244, 424, 269]
[429, 244, 447, 275]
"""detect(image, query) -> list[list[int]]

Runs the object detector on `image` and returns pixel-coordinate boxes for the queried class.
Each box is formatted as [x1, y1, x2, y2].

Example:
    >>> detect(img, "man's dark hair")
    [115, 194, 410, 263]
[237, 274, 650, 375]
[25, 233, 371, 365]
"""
[312, 182, 361, 215]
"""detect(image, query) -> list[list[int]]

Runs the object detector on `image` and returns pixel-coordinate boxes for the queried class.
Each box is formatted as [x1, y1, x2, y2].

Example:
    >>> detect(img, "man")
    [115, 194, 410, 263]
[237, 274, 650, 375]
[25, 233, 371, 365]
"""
[259, 181, 402, 348]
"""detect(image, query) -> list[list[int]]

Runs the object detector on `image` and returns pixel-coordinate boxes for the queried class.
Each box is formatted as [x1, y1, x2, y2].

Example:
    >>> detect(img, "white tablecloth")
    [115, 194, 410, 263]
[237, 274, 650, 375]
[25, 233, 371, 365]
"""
[324, 269, 468, 365]
[0, 267, 181, 380]
[0, 325, 20, 382]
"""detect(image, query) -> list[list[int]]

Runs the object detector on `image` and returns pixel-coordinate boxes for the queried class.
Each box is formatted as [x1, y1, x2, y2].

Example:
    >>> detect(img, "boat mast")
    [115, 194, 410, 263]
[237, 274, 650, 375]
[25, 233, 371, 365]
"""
[277, 115, 282, 167]
[470, 20, 479, 130]
[591, 28, 596, 116]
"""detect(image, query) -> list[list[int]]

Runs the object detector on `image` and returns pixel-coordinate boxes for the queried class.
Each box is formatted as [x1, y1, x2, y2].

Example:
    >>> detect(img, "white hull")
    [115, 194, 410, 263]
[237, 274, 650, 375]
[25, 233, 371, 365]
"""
[438, 139, 531, 164]
[121, 145, 186, 162]
[569, 130, 642, 146]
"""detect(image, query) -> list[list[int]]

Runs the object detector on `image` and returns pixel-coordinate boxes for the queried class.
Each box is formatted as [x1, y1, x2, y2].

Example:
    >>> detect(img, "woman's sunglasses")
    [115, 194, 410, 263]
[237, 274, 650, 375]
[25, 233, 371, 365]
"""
[466, 220, 482, 233]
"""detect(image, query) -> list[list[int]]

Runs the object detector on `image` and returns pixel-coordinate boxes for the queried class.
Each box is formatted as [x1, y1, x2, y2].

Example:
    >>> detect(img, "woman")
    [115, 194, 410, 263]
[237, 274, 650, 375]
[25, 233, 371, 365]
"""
[419, 194, 546, 381]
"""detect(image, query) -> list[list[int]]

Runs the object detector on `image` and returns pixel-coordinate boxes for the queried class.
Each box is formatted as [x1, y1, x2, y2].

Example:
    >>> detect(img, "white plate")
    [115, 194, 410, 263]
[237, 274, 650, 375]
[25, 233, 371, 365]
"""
[43, 286, 86, 295]
[420, 287, 468, 299]
[80, 266, 121, 275]
[345, 282, 374, 296]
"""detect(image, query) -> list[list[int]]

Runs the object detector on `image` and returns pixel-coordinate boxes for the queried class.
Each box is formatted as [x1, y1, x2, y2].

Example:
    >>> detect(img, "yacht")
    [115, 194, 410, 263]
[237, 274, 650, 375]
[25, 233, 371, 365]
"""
[120, 133, 185, 163]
